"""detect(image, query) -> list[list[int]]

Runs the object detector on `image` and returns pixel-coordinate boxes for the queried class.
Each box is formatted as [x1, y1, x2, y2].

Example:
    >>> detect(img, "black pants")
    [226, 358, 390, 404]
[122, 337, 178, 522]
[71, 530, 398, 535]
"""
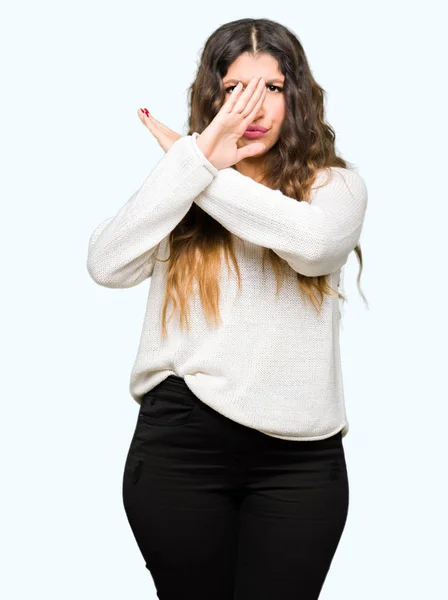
[122, 375, 349, 600]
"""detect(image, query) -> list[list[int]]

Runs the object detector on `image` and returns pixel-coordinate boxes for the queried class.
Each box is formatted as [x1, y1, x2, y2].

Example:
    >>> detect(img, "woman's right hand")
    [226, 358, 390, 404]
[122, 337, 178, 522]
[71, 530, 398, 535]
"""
[195, 76, 268, 170]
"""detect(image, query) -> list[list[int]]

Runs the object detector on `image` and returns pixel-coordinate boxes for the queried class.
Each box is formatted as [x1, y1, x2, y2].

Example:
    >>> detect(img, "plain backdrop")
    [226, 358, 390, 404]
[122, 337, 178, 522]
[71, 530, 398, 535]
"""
[1, 1, 447, 598]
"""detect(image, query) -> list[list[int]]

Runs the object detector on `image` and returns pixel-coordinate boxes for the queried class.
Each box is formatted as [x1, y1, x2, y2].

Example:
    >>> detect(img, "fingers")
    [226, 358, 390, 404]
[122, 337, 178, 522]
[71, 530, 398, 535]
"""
[138, 108, 177, 137]
[236, 141, 265, 163]
[242, 84, 267, 124]
[223, 81, 243, 112]
[232, 77, 265, 116]
[138, 108, 159, 134]
[223, 76, 262, 114]
[138, 108, 154, 131]
[137, 109, 182, 152]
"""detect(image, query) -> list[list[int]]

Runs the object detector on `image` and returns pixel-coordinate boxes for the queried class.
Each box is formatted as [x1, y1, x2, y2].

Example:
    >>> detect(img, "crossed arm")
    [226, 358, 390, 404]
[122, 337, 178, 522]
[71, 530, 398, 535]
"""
[192, 133, 368, 277]
[87, 134, 368, 288]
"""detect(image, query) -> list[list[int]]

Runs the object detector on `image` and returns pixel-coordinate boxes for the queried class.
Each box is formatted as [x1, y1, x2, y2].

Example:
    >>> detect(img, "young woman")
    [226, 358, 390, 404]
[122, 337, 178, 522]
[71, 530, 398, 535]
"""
[87, 17, 368, 600]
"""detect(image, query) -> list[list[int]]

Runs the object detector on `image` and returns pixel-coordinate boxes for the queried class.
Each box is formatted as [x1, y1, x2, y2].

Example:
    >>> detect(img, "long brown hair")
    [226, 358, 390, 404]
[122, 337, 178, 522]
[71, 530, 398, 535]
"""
[157, 17, 367, 337]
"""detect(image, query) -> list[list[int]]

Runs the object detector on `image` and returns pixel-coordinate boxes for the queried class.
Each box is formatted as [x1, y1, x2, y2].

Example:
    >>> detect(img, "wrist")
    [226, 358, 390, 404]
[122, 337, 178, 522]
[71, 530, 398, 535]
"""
[195, 134, 212, 160]
[191, 132, 219, 175]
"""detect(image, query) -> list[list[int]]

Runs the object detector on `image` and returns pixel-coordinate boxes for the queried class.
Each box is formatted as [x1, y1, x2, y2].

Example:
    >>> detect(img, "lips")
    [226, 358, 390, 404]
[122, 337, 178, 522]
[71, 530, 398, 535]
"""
[245, 125, 268, 133]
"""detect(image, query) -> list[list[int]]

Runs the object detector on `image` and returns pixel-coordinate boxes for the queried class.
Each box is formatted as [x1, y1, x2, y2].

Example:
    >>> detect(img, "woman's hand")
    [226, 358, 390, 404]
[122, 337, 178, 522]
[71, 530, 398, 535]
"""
[137, 108, 181, 153]
[196, 76, 267, 170]
[137, 75, 267, 169]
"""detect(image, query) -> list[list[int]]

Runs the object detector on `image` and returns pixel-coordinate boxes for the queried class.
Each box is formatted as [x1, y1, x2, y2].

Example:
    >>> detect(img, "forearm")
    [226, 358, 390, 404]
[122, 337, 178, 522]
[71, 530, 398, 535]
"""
[192, 133, 368, 277]
[86, 134, 219, 288]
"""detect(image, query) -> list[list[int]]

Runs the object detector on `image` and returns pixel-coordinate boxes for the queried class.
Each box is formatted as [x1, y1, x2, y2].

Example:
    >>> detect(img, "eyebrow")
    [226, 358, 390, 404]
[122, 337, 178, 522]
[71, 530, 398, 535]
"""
[223, 78, 285, 85]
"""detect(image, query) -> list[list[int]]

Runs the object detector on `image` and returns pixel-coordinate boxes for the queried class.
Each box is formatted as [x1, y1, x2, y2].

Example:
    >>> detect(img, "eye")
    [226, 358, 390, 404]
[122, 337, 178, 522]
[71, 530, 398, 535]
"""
[224, 84, 284, 94]
[224, 85, 241, 94]
[267, 84, 283, 92]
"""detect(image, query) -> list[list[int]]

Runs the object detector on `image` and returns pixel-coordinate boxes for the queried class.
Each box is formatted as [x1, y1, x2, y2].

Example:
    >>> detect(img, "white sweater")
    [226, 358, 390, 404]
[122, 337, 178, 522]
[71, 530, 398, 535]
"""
[87, 133, 368, 441]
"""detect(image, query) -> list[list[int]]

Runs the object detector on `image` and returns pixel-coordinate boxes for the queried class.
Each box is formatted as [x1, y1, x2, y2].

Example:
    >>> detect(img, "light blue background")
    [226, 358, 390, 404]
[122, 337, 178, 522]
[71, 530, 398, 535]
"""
[1, 0, 446, 598]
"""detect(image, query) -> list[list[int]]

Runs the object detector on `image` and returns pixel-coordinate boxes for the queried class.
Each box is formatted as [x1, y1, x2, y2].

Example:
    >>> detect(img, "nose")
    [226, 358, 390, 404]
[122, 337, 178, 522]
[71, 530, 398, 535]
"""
[251, 99, 265, 121]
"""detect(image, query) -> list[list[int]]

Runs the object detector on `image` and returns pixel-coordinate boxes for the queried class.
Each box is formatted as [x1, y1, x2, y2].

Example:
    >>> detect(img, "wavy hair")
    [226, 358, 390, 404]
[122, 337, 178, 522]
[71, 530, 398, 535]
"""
[157, 17, 367, 337]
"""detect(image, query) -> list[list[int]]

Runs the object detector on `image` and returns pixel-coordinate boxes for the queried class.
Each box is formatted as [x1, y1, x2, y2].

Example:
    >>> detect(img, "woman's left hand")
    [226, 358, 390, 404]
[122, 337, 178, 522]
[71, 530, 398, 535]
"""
[137, 108, 181, 152]
[138, 76, 267, 169]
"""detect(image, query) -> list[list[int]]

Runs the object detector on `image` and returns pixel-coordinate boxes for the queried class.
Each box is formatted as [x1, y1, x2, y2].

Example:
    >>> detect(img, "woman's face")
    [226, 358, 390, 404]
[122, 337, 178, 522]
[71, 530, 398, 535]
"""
[222, 52, 286, 155]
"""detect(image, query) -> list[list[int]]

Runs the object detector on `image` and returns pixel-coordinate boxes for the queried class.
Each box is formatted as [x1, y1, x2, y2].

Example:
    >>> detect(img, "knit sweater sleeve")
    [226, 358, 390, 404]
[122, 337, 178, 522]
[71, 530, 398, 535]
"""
[191, 132, 368, 277]
[86, 134, 219, 288]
